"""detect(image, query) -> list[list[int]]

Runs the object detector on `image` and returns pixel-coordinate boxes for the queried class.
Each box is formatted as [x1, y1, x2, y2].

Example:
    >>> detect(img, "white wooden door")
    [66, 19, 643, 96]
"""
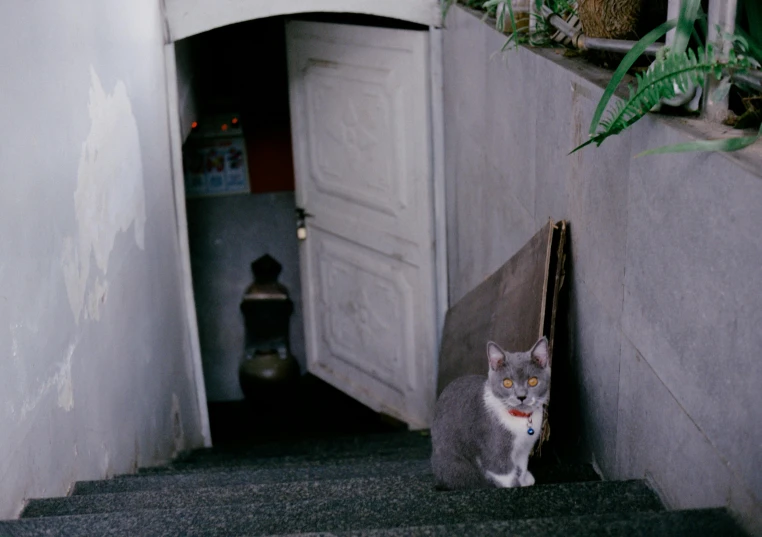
[286, 20, 436, 429]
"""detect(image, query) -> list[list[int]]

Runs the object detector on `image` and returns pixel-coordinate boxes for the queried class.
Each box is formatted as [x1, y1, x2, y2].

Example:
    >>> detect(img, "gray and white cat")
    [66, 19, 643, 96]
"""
[431, 337, 550, 490]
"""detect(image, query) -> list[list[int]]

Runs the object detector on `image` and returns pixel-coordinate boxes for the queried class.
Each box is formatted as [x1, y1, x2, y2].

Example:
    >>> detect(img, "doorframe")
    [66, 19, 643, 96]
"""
[429, 26, 449, 376]
[163, 42, 212, 447]
[162, 15, 448, 441]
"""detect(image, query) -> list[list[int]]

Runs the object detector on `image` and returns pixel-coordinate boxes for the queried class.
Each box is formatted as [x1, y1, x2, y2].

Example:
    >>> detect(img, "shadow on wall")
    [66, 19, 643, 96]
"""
[548, 223, 587, 460]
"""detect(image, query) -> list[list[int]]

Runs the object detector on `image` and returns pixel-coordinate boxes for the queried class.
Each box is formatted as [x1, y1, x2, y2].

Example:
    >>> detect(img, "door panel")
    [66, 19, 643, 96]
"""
[286, 20, 436, 427]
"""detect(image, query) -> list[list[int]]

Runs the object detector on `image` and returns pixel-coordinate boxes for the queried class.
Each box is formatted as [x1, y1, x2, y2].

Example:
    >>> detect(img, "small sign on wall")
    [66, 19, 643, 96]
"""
[183, 113, 250, 198]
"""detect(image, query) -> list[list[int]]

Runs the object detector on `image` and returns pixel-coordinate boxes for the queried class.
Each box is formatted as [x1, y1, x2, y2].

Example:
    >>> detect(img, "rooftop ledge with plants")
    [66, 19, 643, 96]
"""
[442, 0, 762, 165]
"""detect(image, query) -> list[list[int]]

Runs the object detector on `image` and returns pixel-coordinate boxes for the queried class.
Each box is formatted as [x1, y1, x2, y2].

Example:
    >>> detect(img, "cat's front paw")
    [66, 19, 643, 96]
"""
[485, 470, 518, 488]
[519, 471, 535, 487]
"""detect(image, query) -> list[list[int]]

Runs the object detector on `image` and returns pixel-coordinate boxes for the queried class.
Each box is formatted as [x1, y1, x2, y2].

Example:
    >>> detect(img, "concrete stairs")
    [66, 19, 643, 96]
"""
[0, 431, 748, 536]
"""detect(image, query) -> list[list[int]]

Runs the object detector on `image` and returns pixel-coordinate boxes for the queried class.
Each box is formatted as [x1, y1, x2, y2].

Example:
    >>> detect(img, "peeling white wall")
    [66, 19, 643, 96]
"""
[0, 0, 206, 519]
[63, 67, 147, 324]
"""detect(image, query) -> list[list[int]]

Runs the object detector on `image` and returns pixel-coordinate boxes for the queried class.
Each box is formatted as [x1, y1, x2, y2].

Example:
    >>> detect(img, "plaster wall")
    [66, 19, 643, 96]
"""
[0, 0, 206, 518]
[444, 6, 762, 532]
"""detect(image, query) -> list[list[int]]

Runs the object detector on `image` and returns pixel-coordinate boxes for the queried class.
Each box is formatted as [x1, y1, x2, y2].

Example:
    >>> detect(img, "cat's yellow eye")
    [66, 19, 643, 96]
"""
[503, 379, 513, 388]
[528, 377, 539, 387]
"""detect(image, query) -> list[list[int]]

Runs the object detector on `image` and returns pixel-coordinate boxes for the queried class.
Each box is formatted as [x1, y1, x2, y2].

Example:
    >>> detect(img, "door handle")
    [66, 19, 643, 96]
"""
[295, 208, 314, 220]
[295, 207, 313, 241]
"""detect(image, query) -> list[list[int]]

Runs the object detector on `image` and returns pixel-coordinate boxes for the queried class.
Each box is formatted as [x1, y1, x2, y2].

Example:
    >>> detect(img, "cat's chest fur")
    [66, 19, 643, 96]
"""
[481, 386, 542, 469]
[483, 386, 543, 446]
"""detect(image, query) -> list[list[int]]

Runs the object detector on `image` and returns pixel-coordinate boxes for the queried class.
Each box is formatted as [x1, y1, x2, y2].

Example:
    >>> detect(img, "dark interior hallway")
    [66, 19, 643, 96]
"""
[206, 373, 408, 448]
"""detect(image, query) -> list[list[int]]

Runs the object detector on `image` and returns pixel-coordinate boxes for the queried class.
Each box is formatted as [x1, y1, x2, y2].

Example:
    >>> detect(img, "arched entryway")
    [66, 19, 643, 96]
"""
[163, 3, 447, 445]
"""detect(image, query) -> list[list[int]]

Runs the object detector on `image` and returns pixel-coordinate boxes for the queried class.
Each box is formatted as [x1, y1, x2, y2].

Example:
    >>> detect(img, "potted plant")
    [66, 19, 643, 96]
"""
[573, 0, 762, 155]
[576, 0, 668, 40]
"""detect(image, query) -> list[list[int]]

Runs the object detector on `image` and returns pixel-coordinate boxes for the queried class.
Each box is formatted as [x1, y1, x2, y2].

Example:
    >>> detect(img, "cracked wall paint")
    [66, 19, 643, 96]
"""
[15, 341, 77, 420]
[5, 322, 58, 420]
[84, 278, 108, 322]
[62, 66, 146, 324]
[171, 393, 186, 457]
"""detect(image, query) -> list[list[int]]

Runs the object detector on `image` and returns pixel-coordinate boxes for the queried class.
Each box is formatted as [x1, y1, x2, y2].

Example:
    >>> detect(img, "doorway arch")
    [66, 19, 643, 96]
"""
[164, 0, 442, 41]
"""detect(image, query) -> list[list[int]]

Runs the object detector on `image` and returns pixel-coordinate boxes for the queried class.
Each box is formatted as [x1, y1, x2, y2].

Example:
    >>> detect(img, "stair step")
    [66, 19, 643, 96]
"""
[175, 431, 432, 465]
[23, 474, 434, 518]
[135, 431, 433, 475]
[139, 447, 433, 474]
[142, 452, 599, 488]
[4, 480, 661, 536]
[322, 508, 749, 537]
[74, 455, 600, 496]
[25, 465, 597, 518]
[72, 459, 433, 495]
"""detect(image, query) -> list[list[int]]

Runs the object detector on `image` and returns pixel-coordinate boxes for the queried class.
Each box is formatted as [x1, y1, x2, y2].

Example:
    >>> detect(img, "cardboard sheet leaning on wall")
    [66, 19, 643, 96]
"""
[437, 219, 567, 453]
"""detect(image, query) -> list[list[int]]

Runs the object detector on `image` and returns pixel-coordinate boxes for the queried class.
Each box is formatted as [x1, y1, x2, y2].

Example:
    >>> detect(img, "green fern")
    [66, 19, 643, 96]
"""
[573, 48, 716, 152]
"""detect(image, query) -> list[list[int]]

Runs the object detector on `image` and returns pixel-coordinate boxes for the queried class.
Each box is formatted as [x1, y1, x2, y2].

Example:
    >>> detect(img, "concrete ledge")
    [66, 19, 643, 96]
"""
[454, 5, 762, 179]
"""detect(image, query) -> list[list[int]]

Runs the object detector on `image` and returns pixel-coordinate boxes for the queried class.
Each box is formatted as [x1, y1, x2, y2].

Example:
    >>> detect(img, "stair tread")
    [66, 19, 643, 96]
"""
[135, 452, 598, 481]
[72, 458, 433, 495]
[137, 449, 431, 477]
[74, 456, 600, 495]
[3, 505, 741, 537]
[7, 480, 661, 536]
[141, 452, 599, 486]
[24, 474, 433, 517]
[136, 431, 433, 475]
[328, 508, 748, 537]
[30, 461, 601, 517]
[29, 472, 626, 519]
[175, 431, 432, 463]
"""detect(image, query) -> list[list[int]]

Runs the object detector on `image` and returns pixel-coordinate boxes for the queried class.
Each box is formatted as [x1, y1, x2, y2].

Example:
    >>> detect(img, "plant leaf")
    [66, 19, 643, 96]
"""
[588, 18, 677, 137]
[672, 0, 701, 54]
[575, 47, 716, 153]
[568, 137, 596, 155]
[635, 125, 762, 157]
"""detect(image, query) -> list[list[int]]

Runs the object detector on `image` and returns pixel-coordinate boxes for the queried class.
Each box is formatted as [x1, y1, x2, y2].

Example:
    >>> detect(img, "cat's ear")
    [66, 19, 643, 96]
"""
[530, 337, 549, 368]
[487, 341, 505, 370]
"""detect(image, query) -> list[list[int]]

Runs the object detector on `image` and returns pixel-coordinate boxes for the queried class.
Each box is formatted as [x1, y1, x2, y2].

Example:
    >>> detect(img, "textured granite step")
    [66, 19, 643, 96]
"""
[72, 458, 433, 495]
[174, 431, 432, 465]
[328, 508, 748, 537]
[139, 445, 433, 474]
[75, 456, 600, 498]
[25, 466, 601, 518]
[133, 431, 433, 476]
[3, 480, 661, 536]
[23, 474, 434, 518]
[8, 509, 746, 537]
[137, 451, 598, 486]
[136, 432, 598, 487]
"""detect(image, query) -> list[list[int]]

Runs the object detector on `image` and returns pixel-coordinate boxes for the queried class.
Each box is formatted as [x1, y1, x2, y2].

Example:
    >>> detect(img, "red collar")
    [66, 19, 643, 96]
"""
[508, 409, 532, 418]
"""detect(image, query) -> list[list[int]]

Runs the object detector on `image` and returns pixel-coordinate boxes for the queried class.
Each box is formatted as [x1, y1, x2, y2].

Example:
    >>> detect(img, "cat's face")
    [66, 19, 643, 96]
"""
[486, 338, 551, 412]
